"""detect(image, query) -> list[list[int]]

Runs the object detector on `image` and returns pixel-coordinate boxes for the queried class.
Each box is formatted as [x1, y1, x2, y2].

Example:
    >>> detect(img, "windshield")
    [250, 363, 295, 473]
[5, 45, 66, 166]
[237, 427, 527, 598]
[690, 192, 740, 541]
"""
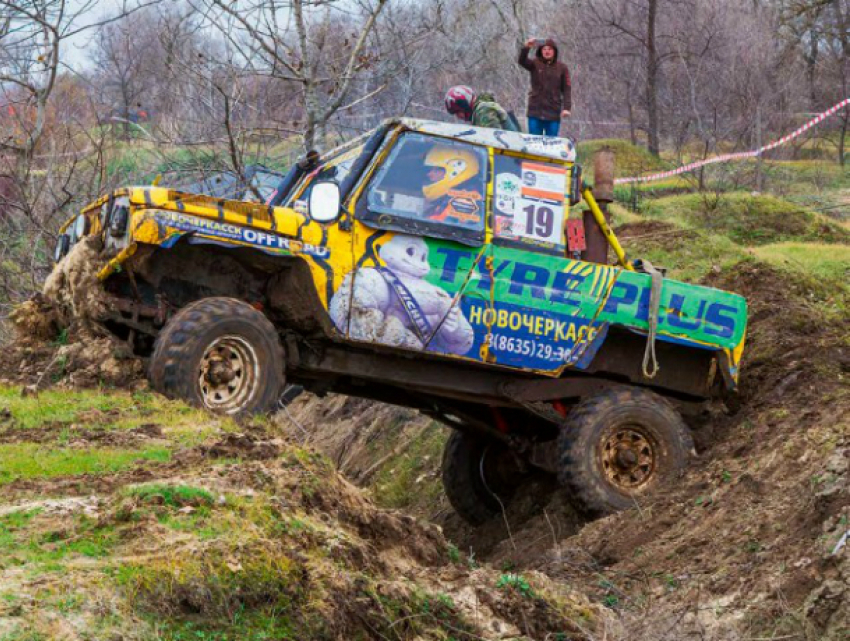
[249, 169, 286, 201]
[175, 166, 284, 203]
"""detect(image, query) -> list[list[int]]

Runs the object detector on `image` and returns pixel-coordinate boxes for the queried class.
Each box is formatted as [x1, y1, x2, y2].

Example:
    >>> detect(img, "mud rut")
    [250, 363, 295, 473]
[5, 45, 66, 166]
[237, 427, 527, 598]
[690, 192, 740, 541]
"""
[0, 254, 847, 639]
[283, 260, 850, 640]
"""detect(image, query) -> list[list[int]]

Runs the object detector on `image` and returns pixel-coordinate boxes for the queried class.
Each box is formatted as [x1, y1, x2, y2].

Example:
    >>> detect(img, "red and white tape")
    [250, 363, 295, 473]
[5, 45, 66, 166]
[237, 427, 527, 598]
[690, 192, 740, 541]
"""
[614, 97, 850, 185]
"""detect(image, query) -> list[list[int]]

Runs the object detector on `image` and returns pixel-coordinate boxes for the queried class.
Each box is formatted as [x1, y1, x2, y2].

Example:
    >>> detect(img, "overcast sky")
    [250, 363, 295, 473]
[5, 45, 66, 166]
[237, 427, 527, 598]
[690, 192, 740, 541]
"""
[63, 0, 136, 71]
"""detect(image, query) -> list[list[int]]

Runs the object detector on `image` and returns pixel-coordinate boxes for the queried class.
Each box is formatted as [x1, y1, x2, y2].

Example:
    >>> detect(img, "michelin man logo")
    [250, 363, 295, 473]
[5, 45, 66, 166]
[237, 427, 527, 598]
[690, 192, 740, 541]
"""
[329, 235, 474, 355]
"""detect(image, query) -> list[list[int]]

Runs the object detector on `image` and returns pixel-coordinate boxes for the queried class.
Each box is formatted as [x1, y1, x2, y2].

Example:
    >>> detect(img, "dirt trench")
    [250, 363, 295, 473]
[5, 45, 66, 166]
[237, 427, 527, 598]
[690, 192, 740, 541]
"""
[280, 260, 850, 640]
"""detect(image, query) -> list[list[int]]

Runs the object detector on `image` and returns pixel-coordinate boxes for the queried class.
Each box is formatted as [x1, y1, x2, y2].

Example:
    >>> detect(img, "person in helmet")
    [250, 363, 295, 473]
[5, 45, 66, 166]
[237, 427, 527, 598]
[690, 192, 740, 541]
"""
[444, 85, 519, 131]
[421, 145, 484, 225]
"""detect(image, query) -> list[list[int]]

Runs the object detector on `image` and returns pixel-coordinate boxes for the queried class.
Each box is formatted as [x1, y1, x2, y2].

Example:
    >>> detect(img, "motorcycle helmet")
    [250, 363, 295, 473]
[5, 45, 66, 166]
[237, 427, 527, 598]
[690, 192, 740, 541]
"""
[422, 145, 480, 200]
[444, 85, 476, 122]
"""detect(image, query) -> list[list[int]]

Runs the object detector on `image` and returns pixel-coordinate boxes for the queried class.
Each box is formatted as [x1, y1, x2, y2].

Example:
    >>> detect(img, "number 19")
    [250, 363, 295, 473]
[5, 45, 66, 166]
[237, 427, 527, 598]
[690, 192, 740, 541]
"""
[523, 204, 554, 238]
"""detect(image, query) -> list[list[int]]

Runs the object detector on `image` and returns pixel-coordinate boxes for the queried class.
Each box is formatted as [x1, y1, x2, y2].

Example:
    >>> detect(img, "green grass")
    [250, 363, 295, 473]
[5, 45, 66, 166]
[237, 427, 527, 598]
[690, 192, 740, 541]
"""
[613, 175, 695, 201]
[620, 224, 749, 283]
[0, 627, 48, 641]
[760, 159, 849, 195]
[0, 386, 139, 430]
[751, 242, 850, 284]
[0, 443, 171, 485]
[1, 511, 118, 571]
[577, 138, 666, 177]
[371, 421, 447, 511]
[0, 509, 42, 552]
[153, 613, 296, 641]
[125, 483, 215, 508]
[0, 386, 228, 447]
[28, 525, 118, 563]
[605, 202, 642, 226]
[638, 192, 848, 246]
[120, 541, 303, 626]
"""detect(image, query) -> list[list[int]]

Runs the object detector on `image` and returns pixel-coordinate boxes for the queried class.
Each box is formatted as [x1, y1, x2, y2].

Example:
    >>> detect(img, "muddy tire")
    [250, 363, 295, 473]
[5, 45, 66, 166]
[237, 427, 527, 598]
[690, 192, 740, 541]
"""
[149, 297, 284, 416]
[558, 387, 694, 515]
[441, 431, 521, 526]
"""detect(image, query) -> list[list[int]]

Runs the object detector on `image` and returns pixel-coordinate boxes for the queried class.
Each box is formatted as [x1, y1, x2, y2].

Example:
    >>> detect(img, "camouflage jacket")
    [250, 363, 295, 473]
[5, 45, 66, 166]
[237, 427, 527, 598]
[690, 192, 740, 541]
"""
[471, 93, 519, 131]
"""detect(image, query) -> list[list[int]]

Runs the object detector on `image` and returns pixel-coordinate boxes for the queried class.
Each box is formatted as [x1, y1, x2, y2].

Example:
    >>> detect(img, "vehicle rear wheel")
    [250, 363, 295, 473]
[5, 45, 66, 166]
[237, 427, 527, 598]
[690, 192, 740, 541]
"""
[441, 431, 524, 525]
[149, 297, 284, 416]
[557, 387, 694, 515]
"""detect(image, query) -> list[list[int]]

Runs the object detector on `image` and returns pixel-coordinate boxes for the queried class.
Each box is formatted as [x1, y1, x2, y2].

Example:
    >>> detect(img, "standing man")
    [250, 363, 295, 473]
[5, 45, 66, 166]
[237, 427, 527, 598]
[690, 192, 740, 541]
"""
[518, 38, 571, 137]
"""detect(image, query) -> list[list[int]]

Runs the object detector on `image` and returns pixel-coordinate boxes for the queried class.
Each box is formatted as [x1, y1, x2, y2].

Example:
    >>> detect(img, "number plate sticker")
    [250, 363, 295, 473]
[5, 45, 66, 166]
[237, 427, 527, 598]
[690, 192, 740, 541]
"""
[515, 162, 566, 244]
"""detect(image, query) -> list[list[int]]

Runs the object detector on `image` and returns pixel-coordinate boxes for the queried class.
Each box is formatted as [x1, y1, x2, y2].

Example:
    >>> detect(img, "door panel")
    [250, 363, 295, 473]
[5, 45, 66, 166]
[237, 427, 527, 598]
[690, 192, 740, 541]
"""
[329, 225, 484, 359]
[328, 132, 490, 359]
[484, 245, 614, 372]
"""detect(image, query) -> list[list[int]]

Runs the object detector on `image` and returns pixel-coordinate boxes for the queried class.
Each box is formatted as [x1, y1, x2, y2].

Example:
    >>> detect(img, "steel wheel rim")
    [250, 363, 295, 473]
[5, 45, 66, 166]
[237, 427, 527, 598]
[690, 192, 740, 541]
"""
[198, 335, 260, 413]
[599, 424, 658, 492]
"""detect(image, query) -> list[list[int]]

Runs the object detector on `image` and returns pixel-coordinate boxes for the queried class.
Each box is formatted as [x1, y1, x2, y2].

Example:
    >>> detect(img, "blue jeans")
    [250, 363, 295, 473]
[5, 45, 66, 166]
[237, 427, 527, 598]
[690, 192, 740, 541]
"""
[528, 116, 560, 137]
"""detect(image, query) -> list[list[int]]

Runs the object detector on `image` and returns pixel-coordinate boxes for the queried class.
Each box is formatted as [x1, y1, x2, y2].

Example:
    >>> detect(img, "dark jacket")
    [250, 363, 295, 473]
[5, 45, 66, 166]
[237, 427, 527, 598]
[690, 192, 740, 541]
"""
[518, 39, 571, 121]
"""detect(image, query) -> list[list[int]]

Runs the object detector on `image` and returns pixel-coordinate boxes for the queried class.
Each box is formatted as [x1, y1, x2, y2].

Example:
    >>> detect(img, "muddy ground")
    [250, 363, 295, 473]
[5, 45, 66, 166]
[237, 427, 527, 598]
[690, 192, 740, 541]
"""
[0, 244, 615, 639]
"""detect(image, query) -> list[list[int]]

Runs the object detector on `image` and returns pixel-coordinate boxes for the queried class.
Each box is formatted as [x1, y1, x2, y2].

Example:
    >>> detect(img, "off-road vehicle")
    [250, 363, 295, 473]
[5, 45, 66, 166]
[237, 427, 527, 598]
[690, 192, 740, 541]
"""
[53, 118, 748, 522]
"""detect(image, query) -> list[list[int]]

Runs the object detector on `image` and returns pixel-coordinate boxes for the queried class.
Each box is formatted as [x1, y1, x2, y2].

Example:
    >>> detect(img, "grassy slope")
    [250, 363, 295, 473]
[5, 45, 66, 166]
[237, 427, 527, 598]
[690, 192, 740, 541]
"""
[0, 387, 606, 641]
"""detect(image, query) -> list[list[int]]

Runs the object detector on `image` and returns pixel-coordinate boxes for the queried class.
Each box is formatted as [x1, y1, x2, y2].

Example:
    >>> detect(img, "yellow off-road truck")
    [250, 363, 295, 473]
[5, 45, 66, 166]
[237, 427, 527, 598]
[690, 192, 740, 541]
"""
[53, 118, 747, 523]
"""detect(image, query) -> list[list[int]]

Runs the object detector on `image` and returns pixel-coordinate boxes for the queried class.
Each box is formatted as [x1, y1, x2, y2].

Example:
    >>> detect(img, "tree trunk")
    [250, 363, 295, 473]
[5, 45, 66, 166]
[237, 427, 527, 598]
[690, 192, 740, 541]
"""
[755, 103, 763, 191]
[303, 80, 319, 151]
[806, 28, 819, 107]
[121, 85, 131, 141]
[831, 0, 849, 166]
[646, 0, 661, 156]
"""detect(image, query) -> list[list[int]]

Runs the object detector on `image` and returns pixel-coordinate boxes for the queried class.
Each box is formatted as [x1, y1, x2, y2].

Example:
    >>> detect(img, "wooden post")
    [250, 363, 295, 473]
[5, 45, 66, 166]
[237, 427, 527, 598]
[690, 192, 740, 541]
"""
[582, 149, 615, 264]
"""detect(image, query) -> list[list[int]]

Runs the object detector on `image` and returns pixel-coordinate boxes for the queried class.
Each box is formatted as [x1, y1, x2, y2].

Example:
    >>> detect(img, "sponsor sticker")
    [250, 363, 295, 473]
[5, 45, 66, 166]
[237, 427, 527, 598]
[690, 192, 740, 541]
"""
[154, 211, 330, 258]
[513, 163, 566, 244]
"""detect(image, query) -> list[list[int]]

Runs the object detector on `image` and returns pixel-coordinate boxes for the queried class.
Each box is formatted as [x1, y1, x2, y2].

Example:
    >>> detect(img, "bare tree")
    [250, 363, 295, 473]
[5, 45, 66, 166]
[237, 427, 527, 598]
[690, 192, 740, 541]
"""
[0, 0, 159, 333]
[0, 1, 159, 161]
[587, 0, 668, 156]
[779, 0, 850, 164]
[93, 16, 156, 139]
[193, 0, 390, 150]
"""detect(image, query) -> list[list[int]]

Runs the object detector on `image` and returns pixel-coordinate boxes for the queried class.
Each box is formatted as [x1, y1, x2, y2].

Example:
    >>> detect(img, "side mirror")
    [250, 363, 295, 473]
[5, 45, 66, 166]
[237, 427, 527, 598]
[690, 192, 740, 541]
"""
[308, 181, 341, 223]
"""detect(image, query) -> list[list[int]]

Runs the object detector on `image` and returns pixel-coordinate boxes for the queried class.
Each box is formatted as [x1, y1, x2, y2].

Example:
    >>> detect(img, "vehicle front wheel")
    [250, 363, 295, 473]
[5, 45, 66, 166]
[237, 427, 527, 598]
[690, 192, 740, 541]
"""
[557, 387, 694, 515]
[149, 297, 285, 416]
[441, 431, 525, 525]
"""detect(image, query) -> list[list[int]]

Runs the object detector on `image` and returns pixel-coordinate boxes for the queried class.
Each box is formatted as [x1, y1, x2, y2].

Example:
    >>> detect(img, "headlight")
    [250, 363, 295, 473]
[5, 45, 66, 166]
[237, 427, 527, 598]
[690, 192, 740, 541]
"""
[54, 234, 70, 262]
[73, 214, 89, 239]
